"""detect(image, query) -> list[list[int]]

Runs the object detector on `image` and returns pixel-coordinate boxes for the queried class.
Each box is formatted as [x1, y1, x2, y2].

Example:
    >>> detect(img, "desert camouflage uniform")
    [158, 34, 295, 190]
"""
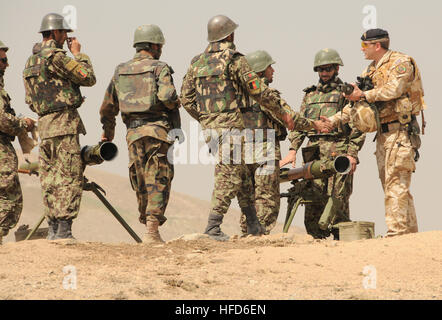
[289, 77, 366, 238]
[100, 52, 179, 225]
[180, 41, 314, 220]
[238, 76, 289, 235]
[0, 77, 28, 238]
[23, 39, 96, 220]
[363, 51, 423, 237]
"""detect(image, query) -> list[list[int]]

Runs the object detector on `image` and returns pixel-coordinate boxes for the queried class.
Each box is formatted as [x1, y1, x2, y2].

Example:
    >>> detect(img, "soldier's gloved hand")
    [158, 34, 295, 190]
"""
[68, 37, 81, 56]
[347, 155, 357, 174]
[24, 118, 36, 132]
[313, 116, 333, 133]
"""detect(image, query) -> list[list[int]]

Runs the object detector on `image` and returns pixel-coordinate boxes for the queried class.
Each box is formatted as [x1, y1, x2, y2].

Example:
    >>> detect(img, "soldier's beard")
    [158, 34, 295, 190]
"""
[319, 73, 338, 84]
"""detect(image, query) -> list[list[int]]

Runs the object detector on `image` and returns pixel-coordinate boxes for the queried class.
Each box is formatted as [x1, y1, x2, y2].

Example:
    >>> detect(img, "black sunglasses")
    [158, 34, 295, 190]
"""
[0, 57, 7, 64]
[317, 66, 335, 72]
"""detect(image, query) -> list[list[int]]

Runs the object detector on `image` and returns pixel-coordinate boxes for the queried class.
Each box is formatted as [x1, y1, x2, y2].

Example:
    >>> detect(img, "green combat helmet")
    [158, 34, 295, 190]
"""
[245, 50, 275, 73]
[207, 15, 238, 42]
[38, 13, 73, 33]
[133, 24, 165, 48]
[313, 48, 343, 71]
[0, 40, 8, 52]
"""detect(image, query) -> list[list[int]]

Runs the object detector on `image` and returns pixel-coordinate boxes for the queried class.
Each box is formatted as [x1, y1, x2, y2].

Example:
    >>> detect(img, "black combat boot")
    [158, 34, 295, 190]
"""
[241, 206, 264, 236]
[46, 218, 58, 240]
[54, 219, 75, 240]
[204, 213, 229, 241]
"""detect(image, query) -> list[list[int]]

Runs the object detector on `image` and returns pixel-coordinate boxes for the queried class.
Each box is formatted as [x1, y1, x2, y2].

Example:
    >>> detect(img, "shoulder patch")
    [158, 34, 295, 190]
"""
[395, 64, 407, 74]
[244, 71, 261, 95]
[303, 85, 317, 93]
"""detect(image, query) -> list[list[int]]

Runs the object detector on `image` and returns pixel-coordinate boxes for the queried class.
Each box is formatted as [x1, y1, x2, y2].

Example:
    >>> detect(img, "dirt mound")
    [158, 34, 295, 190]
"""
[0, 231, 441, 300]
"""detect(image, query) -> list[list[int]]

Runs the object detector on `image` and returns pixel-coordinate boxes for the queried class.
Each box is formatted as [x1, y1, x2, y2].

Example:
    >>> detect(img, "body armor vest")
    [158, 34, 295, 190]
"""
[363, 51, 426, 123]
[304, 84, 347, 137]
[23, 47, 83, 116]
[115, 58, 168, 121]
[191, 49, 247, 115]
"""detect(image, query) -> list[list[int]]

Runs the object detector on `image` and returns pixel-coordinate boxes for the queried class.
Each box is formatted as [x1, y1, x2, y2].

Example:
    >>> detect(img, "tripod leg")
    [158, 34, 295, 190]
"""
[24, 214, 46, 241]
[283, 198, 302, 233]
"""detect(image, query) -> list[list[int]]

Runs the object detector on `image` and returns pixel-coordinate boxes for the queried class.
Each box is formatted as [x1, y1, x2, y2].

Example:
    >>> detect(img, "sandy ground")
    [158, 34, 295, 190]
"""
[0, 231, 441, 300]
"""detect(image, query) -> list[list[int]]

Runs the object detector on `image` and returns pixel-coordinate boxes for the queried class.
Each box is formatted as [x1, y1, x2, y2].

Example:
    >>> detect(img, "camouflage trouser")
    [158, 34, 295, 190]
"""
[128, 136, 174, 226]
[210, 163, 254, 216]
[376, 129, 418, 237]
[0, 138, 23, 236]
[303, 173, 352, 239]
[237, 162, 280, 235]
[39, 134, 84, 220]
[303, 138, 353, 239]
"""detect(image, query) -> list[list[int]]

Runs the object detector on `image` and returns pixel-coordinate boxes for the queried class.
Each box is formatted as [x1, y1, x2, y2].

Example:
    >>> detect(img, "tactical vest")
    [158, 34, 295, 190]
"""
[0, 89, 15, 141]
[23, 47, 83, 117]
[363, 51, 426, 124]
[303, 86, 347, 137]
[191, 49, 247, 116]
[115, 58, 169, 121]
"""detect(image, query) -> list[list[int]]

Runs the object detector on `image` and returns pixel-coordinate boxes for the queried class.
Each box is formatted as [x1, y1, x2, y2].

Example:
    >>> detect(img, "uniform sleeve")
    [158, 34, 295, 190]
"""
[328, 104, 352, 126]
[230, 56, 314, 131]
[157, 65, 180, 110]
[364, 60, 414, 104]
[179, 67, 200, 121]
[99, 75, 119, 139]
[51, 51, 96, 87]
[0, 98, 27, 136]
[288, 95, 309, 150]
[346, 126, 366, 163]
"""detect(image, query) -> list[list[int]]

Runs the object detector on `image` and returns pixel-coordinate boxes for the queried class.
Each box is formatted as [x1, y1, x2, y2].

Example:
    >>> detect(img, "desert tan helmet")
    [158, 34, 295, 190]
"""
[0, 40, 8, 52]
[133, 24, 165, 47]
[207, 15, 238, 42]
[313, 48, 344, 71]
[351, 101, 378, 132]
[245, 50, 275, 73]
[38, 13, 73, 33]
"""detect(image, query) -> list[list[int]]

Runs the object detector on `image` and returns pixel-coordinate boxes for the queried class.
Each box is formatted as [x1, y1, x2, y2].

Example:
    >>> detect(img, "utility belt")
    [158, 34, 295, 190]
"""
[380, 120, 407, 134]
[38, 104, 81, 117]
[308, 134, 344, 142]
[126, 116, 168, 129]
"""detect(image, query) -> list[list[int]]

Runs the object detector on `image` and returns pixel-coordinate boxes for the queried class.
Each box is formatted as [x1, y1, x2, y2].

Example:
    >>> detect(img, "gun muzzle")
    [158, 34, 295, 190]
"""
[280, 156, 350, 183]
[81, 141, 118, 166]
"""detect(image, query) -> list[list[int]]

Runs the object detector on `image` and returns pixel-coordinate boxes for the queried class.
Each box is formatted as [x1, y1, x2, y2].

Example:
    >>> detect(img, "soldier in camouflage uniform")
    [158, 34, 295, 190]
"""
[338, 29, 425, 237]
[237, 50, 289, 236]
[281, 49, 366, 239]
[0, 41, 35, 245]
[100, 25, 180, 244]
[180, 15, 332, 241]
[23, 13, 96, 240]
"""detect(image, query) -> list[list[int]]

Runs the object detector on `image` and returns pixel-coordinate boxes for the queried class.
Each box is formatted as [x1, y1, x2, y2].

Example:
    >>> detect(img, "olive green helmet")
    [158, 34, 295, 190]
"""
[133, 24, 165, 48]
[38, 13, 73, 33]
[245, 50, 275, 73]
[313, 48, 343, 71]
[0, 40, 8, 52]
[207, 15, 238, 42]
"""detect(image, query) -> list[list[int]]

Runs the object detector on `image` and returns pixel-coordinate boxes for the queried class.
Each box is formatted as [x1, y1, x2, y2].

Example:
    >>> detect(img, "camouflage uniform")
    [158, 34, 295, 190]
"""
[180, 40, 314, 236]
[238, 76, 289, 235]
[0, 76, 28, 238]
[362, 50, 424, 237]
[100, 52, 179, 226]
[23, 39, 96, 221]
[289, 76, 366, 238]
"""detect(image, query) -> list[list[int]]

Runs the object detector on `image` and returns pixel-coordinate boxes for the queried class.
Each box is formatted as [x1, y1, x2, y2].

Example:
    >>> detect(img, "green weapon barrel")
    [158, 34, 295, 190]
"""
[81, 141, 118, 166]
[279, 156, 350, 183]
